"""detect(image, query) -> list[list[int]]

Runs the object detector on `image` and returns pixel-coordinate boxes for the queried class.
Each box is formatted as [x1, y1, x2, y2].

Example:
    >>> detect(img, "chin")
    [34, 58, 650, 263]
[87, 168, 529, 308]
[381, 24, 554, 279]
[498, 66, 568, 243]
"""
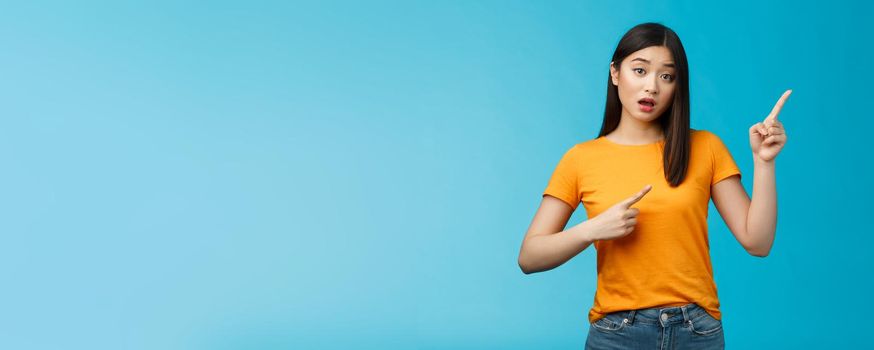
[633, 112, 662, 123]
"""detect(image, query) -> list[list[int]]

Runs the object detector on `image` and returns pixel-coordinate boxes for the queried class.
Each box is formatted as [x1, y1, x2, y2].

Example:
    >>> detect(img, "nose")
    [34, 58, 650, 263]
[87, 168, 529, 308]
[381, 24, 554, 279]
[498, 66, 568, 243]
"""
[644, 75, 659, 95]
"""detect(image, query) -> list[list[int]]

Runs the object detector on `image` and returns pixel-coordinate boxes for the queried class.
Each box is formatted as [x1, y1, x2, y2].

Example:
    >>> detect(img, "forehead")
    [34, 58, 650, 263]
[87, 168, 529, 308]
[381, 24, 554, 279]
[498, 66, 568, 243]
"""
[624, 46, 674, 66]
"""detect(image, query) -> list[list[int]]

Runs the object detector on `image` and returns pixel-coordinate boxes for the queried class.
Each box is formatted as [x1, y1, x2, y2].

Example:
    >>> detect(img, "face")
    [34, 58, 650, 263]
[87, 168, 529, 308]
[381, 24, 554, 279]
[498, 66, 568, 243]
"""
[610, 45, 677, 123]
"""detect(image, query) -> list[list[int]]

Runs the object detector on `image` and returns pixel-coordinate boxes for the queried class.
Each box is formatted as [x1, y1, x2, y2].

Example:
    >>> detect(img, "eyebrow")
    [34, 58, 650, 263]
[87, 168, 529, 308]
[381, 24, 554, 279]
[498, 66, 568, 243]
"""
[630, 58, 675, 68]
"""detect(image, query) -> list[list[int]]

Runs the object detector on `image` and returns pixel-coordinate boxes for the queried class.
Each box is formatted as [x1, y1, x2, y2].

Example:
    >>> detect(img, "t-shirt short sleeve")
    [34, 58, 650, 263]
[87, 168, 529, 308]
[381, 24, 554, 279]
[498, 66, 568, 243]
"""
[542, 145, 581, 210]
[706, 131, 741, 185]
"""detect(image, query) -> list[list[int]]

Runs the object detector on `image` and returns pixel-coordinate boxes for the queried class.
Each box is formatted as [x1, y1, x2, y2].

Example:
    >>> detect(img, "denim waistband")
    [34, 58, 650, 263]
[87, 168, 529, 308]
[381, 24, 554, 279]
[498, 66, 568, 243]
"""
[611, 303, 711, 327]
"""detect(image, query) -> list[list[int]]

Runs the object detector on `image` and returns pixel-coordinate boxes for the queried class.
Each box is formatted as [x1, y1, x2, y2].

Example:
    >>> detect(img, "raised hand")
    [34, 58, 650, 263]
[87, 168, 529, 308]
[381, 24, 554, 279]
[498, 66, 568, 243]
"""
[585, 185, 652, 241]
[750, 90, 791, 162]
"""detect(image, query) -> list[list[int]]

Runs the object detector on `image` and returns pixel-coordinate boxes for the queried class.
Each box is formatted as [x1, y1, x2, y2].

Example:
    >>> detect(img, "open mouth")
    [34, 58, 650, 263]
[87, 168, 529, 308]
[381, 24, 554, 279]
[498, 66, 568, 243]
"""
[638, 98, 655, 112]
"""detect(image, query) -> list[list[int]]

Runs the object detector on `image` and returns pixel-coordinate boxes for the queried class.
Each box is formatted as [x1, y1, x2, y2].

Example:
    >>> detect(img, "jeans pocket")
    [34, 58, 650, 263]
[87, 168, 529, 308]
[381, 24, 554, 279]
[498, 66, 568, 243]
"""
[591, 314, 627, 333]
[687, 310, 722, 336]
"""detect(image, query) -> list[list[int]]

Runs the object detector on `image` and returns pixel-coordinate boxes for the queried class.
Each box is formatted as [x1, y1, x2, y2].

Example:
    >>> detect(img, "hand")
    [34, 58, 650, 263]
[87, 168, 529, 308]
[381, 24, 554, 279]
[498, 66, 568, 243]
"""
[585, 185, 652, 241]
[750, 89, 791, 162]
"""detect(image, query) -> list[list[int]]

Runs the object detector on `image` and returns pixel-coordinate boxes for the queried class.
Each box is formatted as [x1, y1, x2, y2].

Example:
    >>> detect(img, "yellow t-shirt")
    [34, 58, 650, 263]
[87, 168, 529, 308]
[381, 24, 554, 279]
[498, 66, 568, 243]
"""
[542, 129, 740, 323]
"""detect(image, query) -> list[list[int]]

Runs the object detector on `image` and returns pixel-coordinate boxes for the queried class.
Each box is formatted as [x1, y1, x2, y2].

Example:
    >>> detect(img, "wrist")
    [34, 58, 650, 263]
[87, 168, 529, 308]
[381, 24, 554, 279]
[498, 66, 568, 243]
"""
[752, 154, 776, 167]
[572, 218, 597, 245]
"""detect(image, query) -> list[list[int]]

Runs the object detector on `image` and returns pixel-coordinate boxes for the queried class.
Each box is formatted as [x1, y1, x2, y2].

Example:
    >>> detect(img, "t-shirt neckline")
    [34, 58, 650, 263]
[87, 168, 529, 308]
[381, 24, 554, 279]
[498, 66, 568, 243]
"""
[599, 136, 666, 148]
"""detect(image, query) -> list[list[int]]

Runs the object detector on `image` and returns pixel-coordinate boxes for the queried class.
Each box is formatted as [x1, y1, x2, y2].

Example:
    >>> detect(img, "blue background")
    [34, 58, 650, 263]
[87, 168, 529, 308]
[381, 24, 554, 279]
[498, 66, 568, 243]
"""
[1, 1, 870, 348]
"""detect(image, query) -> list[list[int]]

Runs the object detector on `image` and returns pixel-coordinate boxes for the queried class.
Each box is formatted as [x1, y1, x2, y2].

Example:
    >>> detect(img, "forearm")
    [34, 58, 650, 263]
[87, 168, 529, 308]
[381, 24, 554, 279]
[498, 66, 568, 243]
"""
[746, 158, 777, 256]
[518, 221, 595, 274]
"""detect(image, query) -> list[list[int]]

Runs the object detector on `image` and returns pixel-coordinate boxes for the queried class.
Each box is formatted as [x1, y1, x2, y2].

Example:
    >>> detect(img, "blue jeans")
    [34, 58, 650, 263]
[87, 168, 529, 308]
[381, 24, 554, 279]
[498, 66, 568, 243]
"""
[585, 303, 724, 350]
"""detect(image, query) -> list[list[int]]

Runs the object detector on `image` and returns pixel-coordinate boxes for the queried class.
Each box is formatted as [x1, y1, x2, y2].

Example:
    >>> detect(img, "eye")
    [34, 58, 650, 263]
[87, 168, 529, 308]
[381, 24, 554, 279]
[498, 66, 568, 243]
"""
[661, 73, 674, 81]
[633, 68, 645, 75]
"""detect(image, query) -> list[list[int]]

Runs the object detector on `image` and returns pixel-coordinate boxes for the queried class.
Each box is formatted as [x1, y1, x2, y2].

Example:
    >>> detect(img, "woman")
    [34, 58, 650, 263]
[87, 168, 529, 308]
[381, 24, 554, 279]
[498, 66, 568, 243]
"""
[516, 22, 789, 350]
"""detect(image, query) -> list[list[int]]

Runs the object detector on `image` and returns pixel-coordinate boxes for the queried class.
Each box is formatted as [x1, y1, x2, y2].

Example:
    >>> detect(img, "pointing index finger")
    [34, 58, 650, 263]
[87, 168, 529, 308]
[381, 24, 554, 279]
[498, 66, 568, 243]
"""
[623, 184, 652, 207]
[768, 89, 792, 120]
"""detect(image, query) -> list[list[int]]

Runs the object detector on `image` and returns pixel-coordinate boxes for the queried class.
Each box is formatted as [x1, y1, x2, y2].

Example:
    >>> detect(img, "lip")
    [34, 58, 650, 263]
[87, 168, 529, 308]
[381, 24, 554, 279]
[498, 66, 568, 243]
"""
[638, 97, 656, 113]
[638, 97, 656, 106]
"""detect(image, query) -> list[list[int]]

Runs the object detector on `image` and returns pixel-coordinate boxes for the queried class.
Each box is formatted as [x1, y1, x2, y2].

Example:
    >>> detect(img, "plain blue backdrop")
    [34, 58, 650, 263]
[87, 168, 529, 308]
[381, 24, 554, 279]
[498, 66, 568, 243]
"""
[1, 1, 871, 349]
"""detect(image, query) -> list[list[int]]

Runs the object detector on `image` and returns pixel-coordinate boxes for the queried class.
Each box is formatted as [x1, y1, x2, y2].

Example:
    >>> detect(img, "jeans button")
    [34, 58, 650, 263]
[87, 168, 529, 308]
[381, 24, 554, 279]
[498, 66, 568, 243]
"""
[661, 313, 669, 321]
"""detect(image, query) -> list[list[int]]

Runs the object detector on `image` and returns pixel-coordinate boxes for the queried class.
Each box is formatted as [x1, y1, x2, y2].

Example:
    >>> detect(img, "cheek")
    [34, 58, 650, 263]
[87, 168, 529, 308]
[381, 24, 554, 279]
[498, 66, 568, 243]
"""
[617, 76, 641, 99]
[619, 74, 641, 89]
[659, 86, 676, 105]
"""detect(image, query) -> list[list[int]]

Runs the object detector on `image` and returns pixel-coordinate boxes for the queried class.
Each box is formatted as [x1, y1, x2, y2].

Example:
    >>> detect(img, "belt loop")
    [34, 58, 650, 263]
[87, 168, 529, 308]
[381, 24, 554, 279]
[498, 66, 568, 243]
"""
[680, 304, 690, 324]
[626, 310, 636, 325]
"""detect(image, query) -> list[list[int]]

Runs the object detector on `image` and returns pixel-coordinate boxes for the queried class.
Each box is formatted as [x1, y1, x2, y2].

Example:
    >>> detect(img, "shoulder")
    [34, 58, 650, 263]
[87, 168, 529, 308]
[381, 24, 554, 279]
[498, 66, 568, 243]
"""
[575, 137, 606, 152]
[690, 129, 736, 164]
[691, 128, 717, 141]
[569, 138, 607, 162]
[691, 129, 727, 148]
[557, 137, 602, 156]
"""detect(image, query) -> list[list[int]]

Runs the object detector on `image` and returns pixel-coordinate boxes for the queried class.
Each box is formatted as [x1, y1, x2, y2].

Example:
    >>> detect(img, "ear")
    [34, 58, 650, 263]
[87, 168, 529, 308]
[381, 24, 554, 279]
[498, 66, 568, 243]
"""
[609, 62, 619, 86]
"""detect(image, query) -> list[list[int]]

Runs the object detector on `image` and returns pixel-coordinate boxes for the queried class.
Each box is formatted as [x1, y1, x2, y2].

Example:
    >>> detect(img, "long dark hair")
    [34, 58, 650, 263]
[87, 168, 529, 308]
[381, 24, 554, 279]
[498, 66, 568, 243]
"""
[598, 22, 690, 187]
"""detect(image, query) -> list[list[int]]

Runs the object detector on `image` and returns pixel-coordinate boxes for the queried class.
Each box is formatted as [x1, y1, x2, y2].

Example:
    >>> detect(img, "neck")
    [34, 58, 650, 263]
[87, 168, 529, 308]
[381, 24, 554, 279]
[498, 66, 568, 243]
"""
[606, 112, 664, 145]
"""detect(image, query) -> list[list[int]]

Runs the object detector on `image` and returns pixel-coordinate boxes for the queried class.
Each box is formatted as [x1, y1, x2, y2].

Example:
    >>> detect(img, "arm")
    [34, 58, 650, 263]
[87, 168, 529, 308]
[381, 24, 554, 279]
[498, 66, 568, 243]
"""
[711, 162, 776, 257]
[517, 195, 595, 274]
[712, 89, 791, 257]
[518, 186, 652, 273]
[748, 159, 777, 255]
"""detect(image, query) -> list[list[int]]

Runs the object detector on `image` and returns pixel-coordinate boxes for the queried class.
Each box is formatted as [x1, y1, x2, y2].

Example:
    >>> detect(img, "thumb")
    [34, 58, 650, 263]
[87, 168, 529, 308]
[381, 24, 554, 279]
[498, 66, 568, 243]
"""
[620, 184, 652, 208]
